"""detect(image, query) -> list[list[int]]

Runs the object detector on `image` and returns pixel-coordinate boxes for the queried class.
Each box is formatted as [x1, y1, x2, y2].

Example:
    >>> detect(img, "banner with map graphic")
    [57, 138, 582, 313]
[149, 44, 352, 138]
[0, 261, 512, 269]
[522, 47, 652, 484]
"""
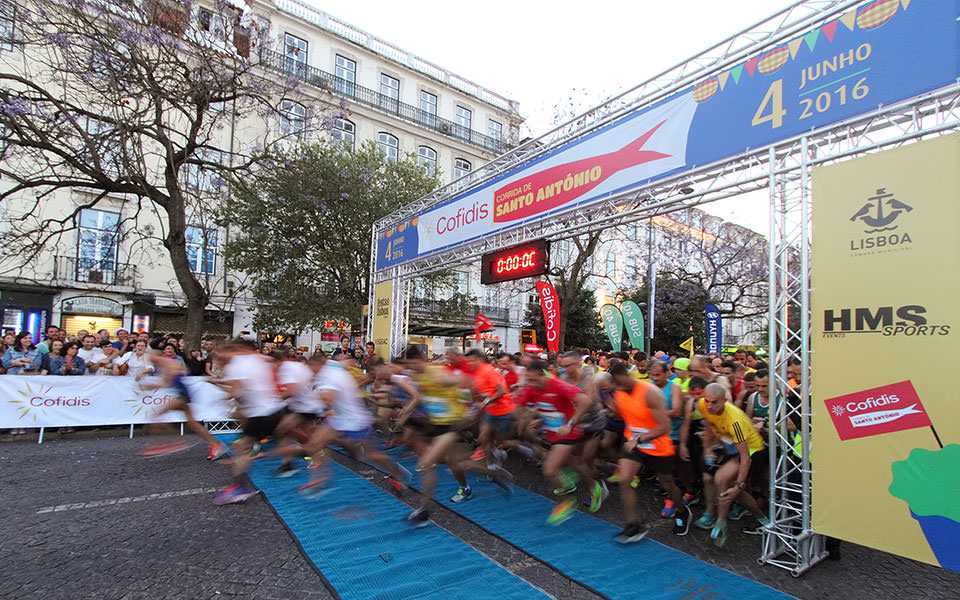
[811, 134, 960, 572]
[0, 376, 232, 428]
[378, 0, 960, 268]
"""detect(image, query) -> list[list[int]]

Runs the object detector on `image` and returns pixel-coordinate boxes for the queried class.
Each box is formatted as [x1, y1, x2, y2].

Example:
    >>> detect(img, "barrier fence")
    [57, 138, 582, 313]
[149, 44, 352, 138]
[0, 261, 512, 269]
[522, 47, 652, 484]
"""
[0, 376, 238, 443]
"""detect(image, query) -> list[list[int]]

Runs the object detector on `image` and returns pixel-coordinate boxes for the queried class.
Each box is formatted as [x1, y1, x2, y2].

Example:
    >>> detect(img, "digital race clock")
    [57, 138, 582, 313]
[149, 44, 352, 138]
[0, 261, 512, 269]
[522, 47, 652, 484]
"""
[480, 239, 550, 285]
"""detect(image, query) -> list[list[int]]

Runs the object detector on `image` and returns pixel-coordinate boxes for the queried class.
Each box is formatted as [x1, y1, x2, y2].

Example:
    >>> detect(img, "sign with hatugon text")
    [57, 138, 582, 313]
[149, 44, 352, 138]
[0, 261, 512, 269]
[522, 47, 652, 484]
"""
[377, 1, 959, 269]
[0, 376, 233, 428]
[811, 134, 960, 573]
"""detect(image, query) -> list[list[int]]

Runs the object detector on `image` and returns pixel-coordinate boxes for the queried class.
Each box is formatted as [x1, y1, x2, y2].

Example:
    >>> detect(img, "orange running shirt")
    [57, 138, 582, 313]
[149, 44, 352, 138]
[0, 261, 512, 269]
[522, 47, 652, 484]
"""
[474, 361, 515, 416]
[615, 381, 674, 457]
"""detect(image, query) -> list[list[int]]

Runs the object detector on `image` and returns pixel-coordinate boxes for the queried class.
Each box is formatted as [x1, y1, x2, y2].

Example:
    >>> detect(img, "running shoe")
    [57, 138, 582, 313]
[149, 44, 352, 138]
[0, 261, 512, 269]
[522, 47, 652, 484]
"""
[552, 481, 577, 496]
[273, 462, 299, 478]
[661, 500, 678, 518]
[207, 443, 230, 461]
[547, 499, 576, 526]
[138, 440, 197, 457]
[470, 446, 486, 461]
[297, 479, 331, 497]
[552, 469, 578, 496]
[588, 480, 609, 513]
[682, 491, 701, 506]
[407, 507, 430, 529]
[450, 486, 473, 503]
[489, 464, 514, 498]
[606, 470, 621, 483]
[710, 522, 728, 548]
[629, 476, 640, 489]
[742, 517, 771, 536]
[729, 503, 746, 521]
[492, 447, 508, 465]
[213, 485, 257, 505]
[615, 522, 650, 544]
[695, 513, 716, 530]
[673, 506, 692, 536]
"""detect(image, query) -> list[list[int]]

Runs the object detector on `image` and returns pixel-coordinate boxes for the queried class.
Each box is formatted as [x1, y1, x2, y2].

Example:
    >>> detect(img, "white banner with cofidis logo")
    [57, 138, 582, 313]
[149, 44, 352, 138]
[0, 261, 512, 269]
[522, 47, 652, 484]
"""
[0, 376, 234, 428]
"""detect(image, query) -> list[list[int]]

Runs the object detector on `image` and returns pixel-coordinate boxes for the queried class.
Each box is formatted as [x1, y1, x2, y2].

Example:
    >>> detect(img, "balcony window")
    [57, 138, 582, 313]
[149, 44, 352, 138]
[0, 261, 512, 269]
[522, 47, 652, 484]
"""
[77, 208, 120, 282]
[333, 117, 355, 151]
[453, 158, 471, 179]
[186, 226, 217, 275]
[417, 146, 436, 176]
[84, 116, 123, 174]
[283, 33, 307, 76]
[605, 252, 617, 279]
[487, 119, 502, 141]
[455, 106, 472, 140]
[380, 74, 399, 112]
[420, 91, 437, 127]
[184, 148, 224, 193]
[279, 100, 306, 136]
[377, 132, 398, 162]
[198, 8, 226, 38]
[335, 54, 356, 97]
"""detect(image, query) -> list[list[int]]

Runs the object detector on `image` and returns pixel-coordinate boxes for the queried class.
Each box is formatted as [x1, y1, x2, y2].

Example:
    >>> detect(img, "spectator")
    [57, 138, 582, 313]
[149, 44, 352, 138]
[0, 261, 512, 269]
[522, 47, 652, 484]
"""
[2, 331, 40, 375]
[331, 334, 351, 358]
[40, 339, 64, 374]
[76, 334, 108, 375]
[97, 328, 111, 345]
[162, 342, 185, 364]
[98, 340, 120, 375]
[112, 328, 131, 353]
[50, 341, 87, 375]
[184, 348, 207, 376]
[35, 325, 61, 357]
[114, 340, 154, 380]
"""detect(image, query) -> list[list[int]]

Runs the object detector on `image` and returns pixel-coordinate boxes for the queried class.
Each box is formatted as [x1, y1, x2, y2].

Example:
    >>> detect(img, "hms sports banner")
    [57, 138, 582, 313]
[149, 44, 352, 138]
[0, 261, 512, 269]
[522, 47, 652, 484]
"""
[811, 134, 960, 572]
[378, 0, 960, 268]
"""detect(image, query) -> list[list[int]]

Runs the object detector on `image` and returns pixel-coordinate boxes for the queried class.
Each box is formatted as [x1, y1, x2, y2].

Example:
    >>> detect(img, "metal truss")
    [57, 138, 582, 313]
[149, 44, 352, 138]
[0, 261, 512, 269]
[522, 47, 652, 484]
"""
[373, 0, 863, 234]
[205, 420, 241, 434]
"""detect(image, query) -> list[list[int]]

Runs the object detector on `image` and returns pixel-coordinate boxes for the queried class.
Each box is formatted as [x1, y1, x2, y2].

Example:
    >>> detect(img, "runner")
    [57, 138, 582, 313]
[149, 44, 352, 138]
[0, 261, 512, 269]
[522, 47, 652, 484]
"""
[608, 361, 691, 543]
[558, 351, 606, 494]
[271, 351, 327, 477]
[515, 359, 607, 525]
[213, 339, 288, 505]
[697, 382, 770, 546]
[137, 352, 229, 460]
[647, 359, 689, 518]
[467, 349, 514, 481]
[400, 347, 513, 527]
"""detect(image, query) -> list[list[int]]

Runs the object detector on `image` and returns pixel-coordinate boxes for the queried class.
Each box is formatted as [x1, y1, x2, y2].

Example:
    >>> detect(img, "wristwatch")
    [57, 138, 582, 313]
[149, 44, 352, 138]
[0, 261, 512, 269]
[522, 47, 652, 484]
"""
[736, 481, 747, 490]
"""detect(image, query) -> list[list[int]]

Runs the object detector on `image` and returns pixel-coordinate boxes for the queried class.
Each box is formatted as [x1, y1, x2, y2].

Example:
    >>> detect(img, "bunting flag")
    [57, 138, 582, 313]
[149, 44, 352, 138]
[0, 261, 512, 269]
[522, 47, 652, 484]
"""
[730, 64, 744, 85]
[788, 37, 805, 58]
[804, 29, 820, 51]
[839, 7, 858, 31]
[744, 56, 758, 77]
[821, 19, 840, 42]
[717, 71, 730, 90]
[474, 312, 493, 343]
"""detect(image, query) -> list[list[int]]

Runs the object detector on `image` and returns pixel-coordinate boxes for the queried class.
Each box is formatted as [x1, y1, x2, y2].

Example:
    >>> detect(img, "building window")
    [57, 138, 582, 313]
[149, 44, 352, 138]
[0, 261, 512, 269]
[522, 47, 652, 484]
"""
[453, 158, 471, 179]
[487, 119, 502, 141]
[420, 91, 437, 127]
[453, 271, 469, 296]
[335, 54, 356, 97]
[77, 209, 120, 283]
[380, 74, 399, 112]
[455, 106, 472, 139]
[605, 252, 617, 279]
[377, 132, 398, 162]
[0, 2, 14, 52]
[483, 286, 499, 307]
[333, 117, 355, 151]
[198, 7, 226, 38]
[185, 226, 217, 275]
[279, 100, 306, 136]
[283, 33, 307, 76]
[417, 146, 436, 176]
[184, 148, 223, 193]
[84, 116, 122, 173]
[625, 256, 637, 280]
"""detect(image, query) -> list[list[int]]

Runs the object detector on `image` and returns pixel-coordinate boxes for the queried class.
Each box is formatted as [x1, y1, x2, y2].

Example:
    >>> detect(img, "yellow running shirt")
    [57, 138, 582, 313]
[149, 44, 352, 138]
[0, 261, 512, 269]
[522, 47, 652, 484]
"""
[696, 398, 765, 454]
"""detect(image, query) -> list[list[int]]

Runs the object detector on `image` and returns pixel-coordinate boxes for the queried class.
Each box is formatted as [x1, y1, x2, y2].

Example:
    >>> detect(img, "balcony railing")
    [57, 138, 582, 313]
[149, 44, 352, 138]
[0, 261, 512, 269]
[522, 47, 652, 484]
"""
[260, 49, 508, 154]
[410, 298, 511, 325]
[54, 255, 138, 287]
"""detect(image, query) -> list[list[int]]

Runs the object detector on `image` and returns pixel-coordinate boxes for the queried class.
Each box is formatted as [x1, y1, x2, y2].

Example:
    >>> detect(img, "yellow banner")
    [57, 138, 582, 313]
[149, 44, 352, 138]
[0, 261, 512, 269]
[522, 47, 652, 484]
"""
[371, 281, 393, 360]
[811, 134, 960, 572]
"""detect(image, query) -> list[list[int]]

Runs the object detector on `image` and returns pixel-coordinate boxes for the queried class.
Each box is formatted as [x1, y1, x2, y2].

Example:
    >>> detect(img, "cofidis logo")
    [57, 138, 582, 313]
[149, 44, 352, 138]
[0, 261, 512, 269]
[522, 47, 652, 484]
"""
[8, 382, 91, 422]
[123, 387, 178, 418]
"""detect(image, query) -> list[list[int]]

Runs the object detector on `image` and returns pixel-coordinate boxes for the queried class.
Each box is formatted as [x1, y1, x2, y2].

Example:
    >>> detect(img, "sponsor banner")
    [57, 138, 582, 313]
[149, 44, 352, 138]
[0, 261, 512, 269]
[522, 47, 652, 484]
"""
[600, 304, 624, 351]
[0, 376, 232, 428]
[811, 133, 960, 571]
[620, 301, 645, 350]
[377, 0, 960, 269]
[474, 312, 494, 343]
[371, 280, 393, 360]
[535, 281, 561, 353]
[705, 303, 723, 354]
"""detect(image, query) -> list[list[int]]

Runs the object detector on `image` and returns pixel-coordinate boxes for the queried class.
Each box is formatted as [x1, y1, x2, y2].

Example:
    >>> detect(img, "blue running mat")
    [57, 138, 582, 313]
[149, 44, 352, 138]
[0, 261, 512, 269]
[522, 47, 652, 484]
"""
[244, 452, 550, 600]
[384, 447, 794, 600]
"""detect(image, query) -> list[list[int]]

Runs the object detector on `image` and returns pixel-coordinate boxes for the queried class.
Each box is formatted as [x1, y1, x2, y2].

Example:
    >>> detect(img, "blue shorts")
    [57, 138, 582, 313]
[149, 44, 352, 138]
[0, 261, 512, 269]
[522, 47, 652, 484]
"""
[482, 412, 515, 435]
[339, 427, 372, 442]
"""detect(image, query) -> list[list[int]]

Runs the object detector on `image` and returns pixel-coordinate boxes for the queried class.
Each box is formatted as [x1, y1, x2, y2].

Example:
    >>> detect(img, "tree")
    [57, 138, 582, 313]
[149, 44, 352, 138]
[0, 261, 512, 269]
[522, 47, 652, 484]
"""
[0, 0, 320, 348]
[624, 274, 710, 355]
[222, 140, 441, 332]
[524, 286, 605, 352]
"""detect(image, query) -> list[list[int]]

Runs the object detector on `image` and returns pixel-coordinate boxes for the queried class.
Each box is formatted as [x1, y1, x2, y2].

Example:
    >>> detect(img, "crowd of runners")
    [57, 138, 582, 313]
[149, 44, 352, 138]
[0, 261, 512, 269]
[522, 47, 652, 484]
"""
[134, 338, 782, 547]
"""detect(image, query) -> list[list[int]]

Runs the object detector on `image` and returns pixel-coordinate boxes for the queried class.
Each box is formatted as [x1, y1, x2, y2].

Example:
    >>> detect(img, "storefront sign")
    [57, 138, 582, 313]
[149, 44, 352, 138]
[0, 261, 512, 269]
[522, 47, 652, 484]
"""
[61, 296, 123, 317]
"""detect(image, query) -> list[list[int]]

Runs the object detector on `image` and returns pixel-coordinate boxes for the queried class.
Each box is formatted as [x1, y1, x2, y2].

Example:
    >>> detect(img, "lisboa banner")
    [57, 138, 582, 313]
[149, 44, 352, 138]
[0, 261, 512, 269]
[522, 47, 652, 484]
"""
[811, 133, 960, 572]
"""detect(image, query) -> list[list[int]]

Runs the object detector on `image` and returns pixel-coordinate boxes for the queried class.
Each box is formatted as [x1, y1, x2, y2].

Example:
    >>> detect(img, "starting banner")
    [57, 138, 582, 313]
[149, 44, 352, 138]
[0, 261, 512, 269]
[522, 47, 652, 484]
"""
[0, 376, 233, 428]
[811, 133, 960, 572]
[377, 0, 960, 268]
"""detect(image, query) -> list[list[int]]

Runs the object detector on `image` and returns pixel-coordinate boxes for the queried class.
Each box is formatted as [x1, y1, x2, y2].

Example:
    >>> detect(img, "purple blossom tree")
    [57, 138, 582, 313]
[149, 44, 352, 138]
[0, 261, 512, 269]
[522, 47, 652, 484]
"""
[0, 0, 324, 348]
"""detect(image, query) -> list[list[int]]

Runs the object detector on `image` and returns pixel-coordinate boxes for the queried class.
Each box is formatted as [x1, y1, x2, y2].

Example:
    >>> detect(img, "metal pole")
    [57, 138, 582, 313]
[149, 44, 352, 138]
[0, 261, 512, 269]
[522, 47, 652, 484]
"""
[38, 427, 44, 444]
[646, 219, 654, 354]
[129, 424, 134, 439]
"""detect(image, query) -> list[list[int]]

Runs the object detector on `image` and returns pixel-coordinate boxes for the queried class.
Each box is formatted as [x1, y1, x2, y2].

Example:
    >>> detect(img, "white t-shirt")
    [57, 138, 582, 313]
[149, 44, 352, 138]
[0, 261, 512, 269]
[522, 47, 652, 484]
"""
[77, 347, 107, 375]
[115, 351, 153, 379]
[278, 360, 323, 415]
[317, 363, 371, 432]
[223, 353, 284, 418]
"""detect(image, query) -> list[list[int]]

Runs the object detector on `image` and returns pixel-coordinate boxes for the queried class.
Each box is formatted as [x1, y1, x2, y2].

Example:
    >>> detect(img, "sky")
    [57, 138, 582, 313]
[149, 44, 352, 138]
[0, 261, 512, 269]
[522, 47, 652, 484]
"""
[307, 0, 801, 233]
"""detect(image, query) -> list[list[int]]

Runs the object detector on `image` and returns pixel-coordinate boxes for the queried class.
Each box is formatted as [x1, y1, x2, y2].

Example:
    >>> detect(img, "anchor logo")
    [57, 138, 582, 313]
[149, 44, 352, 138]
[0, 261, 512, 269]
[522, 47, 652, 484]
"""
[850, 188, 913, 233]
